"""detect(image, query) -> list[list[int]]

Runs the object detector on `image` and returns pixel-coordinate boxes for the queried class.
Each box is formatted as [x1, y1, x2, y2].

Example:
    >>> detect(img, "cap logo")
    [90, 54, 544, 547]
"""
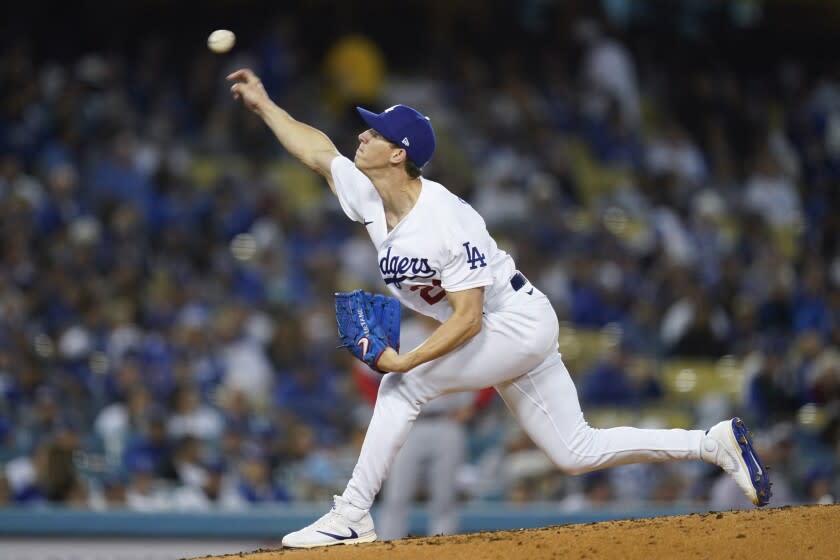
[401, 137, 410, 146]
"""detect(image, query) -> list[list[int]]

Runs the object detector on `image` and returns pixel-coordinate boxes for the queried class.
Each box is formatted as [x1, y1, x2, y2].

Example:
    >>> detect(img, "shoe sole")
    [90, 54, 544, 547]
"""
[282, 532, 377, 549]
[730, 417, 772, 506]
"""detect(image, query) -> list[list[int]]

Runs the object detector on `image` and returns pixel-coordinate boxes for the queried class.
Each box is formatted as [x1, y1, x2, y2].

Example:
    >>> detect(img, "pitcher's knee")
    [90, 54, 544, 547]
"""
[553, 457, 595, 476]
[549, 426, 601, 476]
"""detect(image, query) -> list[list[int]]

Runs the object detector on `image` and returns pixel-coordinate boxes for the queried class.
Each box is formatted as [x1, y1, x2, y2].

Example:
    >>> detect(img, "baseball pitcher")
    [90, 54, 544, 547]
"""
[228, 68, 771, 549]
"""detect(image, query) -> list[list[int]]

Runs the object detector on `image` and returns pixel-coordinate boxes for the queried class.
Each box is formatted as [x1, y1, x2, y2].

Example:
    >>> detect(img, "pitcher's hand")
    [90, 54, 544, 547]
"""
[227, 68, 270, 114]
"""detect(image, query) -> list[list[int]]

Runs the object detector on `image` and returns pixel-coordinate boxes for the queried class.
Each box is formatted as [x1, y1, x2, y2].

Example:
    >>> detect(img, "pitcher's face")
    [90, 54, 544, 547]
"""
[354, 129, 404, 171]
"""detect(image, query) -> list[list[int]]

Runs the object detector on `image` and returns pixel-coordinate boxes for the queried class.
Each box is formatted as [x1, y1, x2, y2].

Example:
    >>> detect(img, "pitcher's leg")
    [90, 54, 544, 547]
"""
[496, 353, 704, 475]
[343, 372, 425, 510]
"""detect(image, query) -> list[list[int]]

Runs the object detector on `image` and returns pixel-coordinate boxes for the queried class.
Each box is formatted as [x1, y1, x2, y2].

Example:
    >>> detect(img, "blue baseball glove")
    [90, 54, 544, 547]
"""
[335, 290, 400, 373]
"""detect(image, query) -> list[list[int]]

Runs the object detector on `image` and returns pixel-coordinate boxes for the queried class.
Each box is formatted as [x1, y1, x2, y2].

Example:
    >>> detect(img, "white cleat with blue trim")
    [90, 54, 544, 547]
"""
[282, 495, 377, 549]
[702, 417, 772, 506]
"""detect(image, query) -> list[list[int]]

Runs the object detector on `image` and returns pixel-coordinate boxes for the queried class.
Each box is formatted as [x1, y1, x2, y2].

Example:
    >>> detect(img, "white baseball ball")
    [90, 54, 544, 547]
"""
[207, 29, 236, 54]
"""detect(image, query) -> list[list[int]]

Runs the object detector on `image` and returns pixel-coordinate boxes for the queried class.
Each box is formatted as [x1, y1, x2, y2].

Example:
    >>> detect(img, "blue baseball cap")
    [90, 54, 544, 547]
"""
[356, 104, 436, 168]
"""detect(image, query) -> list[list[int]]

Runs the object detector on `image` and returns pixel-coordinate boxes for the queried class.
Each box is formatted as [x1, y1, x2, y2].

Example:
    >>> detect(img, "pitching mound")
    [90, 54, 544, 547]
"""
[194, 504, 838, 560]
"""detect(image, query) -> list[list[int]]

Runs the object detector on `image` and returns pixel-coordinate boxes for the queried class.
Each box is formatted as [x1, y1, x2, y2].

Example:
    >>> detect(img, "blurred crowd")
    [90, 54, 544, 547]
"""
[1, 2, 840, 515]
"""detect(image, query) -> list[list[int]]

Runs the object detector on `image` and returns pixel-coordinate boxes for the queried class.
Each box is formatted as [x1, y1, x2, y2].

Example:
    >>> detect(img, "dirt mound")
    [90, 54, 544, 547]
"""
[194, 504, 838, 560]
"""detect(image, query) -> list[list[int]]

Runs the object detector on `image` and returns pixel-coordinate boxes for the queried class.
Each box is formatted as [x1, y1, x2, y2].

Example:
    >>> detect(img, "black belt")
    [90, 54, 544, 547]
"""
[510, 271, 528, 291]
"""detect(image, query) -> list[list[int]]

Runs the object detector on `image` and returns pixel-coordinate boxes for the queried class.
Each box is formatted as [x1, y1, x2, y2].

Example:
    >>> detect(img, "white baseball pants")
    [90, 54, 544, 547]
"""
[343, 285, 705, 511]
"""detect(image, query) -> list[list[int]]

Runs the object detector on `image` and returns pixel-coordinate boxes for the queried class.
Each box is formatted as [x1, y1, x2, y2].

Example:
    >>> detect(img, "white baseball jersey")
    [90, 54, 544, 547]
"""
[330, 156, 517, 322]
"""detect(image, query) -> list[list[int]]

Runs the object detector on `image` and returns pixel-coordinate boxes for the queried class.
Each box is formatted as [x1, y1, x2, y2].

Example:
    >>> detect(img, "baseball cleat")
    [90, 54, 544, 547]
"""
[702, 417, 771, 506]
[282, 495, 377, 548]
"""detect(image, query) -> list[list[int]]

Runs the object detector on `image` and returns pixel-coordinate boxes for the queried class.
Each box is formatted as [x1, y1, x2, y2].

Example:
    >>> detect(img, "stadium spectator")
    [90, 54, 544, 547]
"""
[172, 458, 245, 511]
[125, 453, 171, 511]
[167, 385, 224, 441]
[746, 343, 800, 427]
[235, 442, 290, 504]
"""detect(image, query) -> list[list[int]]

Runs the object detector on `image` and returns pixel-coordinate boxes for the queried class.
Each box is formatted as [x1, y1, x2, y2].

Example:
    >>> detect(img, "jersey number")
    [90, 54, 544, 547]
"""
[410, 279, 446, 305]
[463, 242, 487, 270]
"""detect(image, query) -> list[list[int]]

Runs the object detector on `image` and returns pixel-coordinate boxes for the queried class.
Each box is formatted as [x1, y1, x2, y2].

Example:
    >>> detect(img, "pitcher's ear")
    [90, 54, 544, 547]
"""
[390, 148, 407, 165]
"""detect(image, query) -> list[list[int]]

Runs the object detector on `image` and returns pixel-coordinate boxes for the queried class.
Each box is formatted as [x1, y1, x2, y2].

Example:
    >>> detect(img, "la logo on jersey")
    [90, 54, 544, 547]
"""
[463, 242, 487, 270]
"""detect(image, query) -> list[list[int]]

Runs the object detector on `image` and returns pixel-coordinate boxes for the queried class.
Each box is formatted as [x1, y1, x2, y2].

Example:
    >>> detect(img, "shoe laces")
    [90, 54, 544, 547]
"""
[311, 507, 347, 532]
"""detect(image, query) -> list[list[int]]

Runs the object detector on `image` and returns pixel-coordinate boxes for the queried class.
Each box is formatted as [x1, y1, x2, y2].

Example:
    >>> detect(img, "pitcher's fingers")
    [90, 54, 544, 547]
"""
[226, 68, 255, 82]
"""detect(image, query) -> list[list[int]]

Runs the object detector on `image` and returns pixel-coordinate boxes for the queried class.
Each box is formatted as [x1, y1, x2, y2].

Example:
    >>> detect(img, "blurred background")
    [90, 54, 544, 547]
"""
[2, 0, 840, 556]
